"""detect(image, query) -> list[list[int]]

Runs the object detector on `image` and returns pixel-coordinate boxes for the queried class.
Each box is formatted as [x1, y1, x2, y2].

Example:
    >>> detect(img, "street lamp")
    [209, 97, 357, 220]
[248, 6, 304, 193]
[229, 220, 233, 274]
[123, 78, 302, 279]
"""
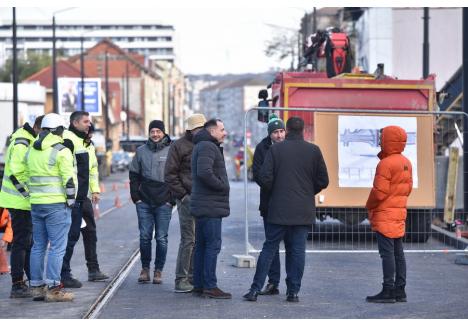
[52, 7, 75, 113]
[12, 7, 18, 130]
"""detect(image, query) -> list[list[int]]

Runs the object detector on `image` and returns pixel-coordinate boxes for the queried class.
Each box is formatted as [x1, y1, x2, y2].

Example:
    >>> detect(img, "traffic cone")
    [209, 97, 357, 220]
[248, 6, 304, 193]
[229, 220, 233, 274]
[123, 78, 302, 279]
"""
[114, 194, 122, 208]
[93, 203, 101, 220]
[100, 182, 106, 193]
[112, 183, 118, 191]
[0, 246, 10, 274]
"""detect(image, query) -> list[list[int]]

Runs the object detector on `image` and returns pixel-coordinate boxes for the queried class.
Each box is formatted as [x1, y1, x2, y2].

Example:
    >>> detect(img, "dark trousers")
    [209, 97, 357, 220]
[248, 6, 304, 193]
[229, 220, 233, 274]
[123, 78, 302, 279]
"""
[251, 223, 308, 295]
[262, 217, 280, 286]
[81, 198, 99, 272]
[376, 232, 406, 288]
[9, 209, 32, 283]
[61, 199, 101, 278]
[193, 217, 222, 289]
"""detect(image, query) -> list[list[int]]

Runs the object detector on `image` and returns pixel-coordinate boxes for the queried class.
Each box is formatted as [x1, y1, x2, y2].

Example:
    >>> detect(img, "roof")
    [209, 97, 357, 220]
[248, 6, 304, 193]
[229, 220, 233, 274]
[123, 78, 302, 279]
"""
[24, 60, 83, 89]
[68, 39, 161, 80]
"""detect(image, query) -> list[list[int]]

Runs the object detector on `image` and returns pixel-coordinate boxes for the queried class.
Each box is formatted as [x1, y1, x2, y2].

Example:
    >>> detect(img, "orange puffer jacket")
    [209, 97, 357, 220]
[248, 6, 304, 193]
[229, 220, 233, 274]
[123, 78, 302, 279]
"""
[0, 207, 12, 243]
[365, 126, 413, 238]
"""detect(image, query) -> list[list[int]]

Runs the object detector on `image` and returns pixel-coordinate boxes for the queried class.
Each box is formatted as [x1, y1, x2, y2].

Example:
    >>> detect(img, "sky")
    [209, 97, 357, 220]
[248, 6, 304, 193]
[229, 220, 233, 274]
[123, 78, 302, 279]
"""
[0, 0, 464, 75]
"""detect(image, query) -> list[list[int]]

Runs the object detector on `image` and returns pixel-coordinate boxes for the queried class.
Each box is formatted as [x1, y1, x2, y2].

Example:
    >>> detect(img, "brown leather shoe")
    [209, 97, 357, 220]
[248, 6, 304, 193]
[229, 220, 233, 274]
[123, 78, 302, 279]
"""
[153, 270, 162, 284]
[202, 287, 232, 299]
[138, 268, 150, 283]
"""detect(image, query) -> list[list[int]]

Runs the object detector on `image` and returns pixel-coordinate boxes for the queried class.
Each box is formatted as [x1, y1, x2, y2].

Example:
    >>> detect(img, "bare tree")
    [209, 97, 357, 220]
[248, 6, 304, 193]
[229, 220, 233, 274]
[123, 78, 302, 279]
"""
[264, 26, 299, 71]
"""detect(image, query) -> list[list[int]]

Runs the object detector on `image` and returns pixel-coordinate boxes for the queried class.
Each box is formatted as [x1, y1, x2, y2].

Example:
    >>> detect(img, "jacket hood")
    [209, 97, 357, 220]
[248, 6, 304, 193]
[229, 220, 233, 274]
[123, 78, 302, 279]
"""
[33, 131, 63, 151]
[378, 126, 407, 159]
[146, 134, 171, 152]
[11, 124, 36, 142]
[193, 128, 218, 145]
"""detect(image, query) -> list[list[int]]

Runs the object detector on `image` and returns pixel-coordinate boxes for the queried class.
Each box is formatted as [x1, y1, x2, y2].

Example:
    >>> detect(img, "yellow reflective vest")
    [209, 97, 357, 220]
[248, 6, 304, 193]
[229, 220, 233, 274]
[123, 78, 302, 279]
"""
[87, 142, 100, 196]
[26, 132, 76, 205]
[0, 125, 36, 210]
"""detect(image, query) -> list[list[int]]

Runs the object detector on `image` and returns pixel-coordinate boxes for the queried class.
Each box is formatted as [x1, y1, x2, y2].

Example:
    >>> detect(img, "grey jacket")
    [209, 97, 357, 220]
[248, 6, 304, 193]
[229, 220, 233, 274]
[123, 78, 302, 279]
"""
[129, 136, 173, 206]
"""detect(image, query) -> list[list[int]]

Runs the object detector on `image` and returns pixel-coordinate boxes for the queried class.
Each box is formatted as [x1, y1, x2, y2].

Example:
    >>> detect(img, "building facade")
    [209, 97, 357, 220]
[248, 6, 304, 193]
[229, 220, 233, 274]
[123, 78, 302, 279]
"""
[0, 19, 175, 65]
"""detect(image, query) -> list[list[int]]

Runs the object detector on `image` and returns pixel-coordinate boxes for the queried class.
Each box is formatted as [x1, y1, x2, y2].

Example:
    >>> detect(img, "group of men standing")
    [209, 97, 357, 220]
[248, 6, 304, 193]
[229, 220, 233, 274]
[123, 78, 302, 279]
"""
[0, 111, 108, 302]
[130, 115, 232, 298]
[129, 111, 331, 302]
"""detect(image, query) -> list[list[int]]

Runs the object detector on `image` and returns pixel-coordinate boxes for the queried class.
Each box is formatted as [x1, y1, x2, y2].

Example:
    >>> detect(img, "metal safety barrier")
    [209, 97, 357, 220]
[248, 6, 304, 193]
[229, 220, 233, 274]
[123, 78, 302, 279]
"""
[242, 107, 468, 254]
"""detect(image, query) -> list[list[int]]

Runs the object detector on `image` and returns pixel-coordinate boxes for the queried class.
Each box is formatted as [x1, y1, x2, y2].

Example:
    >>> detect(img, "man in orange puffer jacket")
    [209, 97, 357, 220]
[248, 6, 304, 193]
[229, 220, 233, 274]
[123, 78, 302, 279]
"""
[1, 208, 13, 273]
[365, 125, 413, 304]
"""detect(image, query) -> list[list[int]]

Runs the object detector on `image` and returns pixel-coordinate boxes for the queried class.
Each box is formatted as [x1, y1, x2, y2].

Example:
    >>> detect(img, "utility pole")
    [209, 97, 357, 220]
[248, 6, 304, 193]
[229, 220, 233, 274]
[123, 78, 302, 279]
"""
[52, 15, 58, 113]
[422, 7, 430, 79]
[104, 51, 110, 146]
[126, 61, 130, 140]
[12, 7, 18, 130]
[80, 36, 85, 111]
[463, 8, 468, 212]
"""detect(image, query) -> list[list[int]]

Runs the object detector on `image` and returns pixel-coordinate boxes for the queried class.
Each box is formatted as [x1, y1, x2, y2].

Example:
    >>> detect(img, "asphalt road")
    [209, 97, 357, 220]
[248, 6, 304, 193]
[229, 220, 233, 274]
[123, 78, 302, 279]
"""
[1, 178, 467, 318]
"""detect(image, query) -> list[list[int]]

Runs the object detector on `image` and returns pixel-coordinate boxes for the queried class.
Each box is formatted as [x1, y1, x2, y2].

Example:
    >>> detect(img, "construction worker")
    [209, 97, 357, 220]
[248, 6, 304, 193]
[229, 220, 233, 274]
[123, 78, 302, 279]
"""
[61, 111, 106, 288]
[28, 113, 76, 302]
[81, 123, 108, 282]
[0, 115, 43, 298]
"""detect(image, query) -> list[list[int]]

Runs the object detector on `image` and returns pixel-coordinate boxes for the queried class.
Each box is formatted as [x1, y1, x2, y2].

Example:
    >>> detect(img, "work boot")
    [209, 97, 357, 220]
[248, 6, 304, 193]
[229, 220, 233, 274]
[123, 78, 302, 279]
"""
[175, 279, 194, 293]
[395, 286, 407, 302]
[366, 286, 396, 303]
[259, 283, 279, 295]
[242, 289, 258, 302]
[61, 276, 82, 288]
[88, 270, 109, 282]
[138, 267, 150, 283]
[10, 280, 32, 299]
[45, 284, 74, 302]
[286, 293, 299, 303]
[202, 287, 232, 299]
[153, 270, 162, 284]
[31, 284, 47, 301]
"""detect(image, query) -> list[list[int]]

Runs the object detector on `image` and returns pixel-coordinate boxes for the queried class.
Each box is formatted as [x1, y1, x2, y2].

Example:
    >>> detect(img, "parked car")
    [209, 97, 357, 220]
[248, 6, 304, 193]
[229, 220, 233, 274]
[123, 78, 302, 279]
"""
[111, 151, 131, 173]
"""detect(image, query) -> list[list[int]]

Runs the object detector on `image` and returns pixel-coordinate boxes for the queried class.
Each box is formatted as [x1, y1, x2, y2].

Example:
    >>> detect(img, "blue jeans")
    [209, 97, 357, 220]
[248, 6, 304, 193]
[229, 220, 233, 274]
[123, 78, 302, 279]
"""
[136, 201, 172, 271]
[30, 203, 71, 287]
[250, 223, 308, 295]
[263, 217, 280, 286]
[193, 217, 222, 289]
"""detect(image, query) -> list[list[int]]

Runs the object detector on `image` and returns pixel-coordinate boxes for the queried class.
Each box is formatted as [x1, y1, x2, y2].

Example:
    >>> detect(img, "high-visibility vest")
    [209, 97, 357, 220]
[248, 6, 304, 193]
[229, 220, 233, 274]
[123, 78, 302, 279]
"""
[87, 143, 100, 196]
[63, 129, 90, 200]
[0, 126, 36, 210]
[26, 132, 77, 206]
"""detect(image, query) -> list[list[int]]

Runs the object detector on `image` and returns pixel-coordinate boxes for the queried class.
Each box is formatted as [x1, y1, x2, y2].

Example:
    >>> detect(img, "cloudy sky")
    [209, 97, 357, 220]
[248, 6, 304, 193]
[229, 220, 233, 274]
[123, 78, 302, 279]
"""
[0, 0, 460, 75]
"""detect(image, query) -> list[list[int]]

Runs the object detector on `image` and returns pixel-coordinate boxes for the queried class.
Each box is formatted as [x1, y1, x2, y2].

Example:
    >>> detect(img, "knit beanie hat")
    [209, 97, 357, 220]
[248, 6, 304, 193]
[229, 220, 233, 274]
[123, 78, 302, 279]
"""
[267, 114, 285, 135]
[148, 120, 165, 134]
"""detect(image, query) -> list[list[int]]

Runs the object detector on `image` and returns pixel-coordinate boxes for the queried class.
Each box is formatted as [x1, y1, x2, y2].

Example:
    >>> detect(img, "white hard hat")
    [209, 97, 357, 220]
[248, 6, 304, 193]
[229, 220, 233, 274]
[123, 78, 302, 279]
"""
[41, 113, 65, 129]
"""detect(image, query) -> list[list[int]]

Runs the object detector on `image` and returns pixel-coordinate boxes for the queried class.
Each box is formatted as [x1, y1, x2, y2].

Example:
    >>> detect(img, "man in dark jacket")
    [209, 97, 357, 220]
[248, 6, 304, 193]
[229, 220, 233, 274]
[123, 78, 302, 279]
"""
[190, 119, 231, 299]
[165, 113, 206, 293]
[252, 114, 285, 295]
[129, 120, 173, 285]
[244, 117, 329, 303]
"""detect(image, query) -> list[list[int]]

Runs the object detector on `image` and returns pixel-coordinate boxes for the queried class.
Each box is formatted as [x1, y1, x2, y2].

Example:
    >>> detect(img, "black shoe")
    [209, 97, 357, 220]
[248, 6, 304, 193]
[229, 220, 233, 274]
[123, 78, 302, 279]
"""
[366, 286, 396, 303]
[243, 289, 258, 302]
[88, 270, 109, 282]
[286, 293, 299, 302]
[395, 286, 407, 302]
[61, 277, 83, 288]
[192, 288, 203, 297]
[258, 283, 279, 295]
[10, 281, 32, 299]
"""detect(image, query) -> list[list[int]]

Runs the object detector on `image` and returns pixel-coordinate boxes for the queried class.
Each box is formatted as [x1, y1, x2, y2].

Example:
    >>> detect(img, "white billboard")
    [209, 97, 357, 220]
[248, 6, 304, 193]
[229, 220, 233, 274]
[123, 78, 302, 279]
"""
[338, 115, 418, 188]
[58, 77, 101, 116]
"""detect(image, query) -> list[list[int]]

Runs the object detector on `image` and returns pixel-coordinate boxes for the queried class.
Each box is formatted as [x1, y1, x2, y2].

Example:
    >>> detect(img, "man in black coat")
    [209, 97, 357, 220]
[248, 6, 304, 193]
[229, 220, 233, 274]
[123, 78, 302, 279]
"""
[244, 117, 329, 303]
[190, 119, 231, 299]
[252, 114, 285, 295]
